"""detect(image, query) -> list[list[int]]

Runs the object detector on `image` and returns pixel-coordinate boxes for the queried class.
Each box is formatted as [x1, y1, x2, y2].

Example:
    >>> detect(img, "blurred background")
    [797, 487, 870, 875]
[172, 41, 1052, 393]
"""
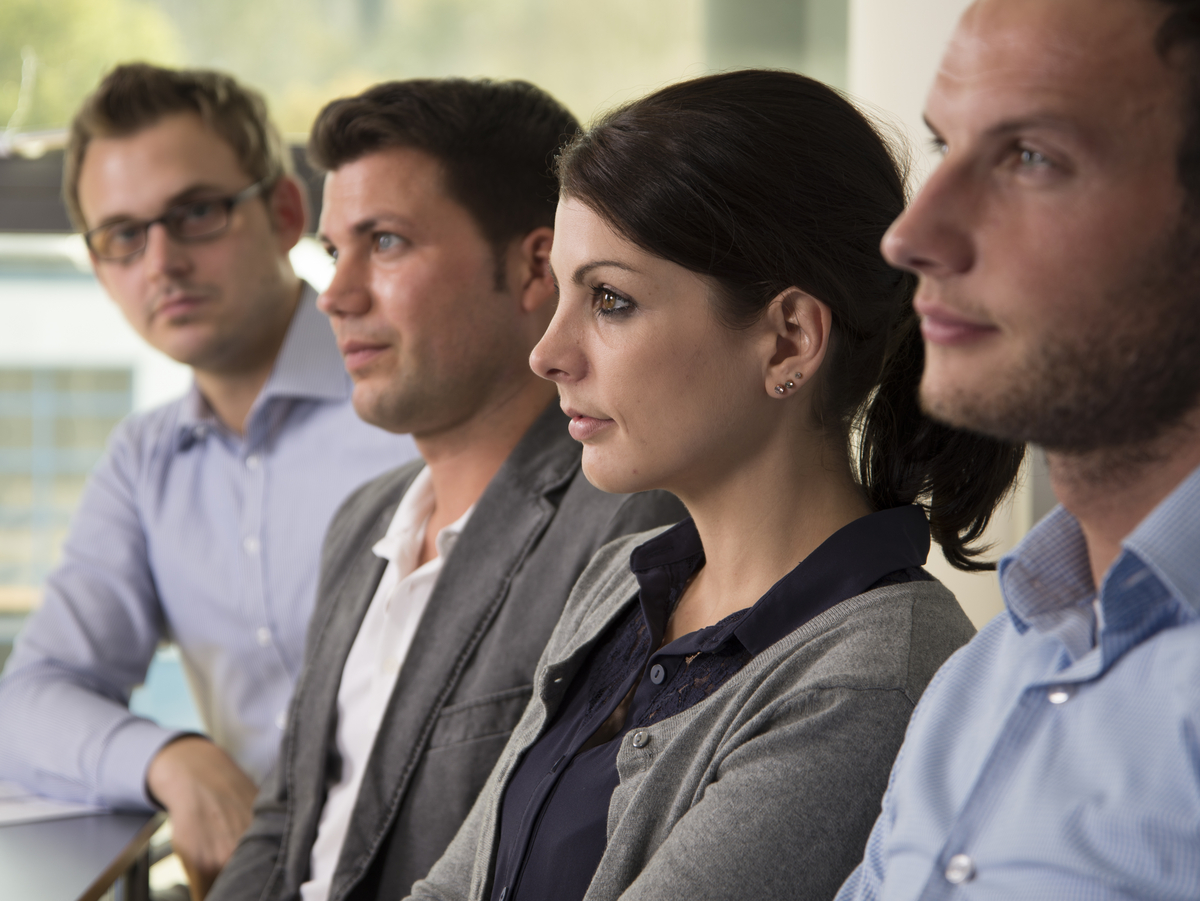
[0, 0, 1052, 751]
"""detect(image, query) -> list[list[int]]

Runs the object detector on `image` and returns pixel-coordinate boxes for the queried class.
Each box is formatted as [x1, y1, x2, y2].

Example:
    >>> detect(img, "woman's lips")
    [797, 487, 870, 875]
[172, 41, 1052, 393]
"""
[566, 414, 614, 442]
[915, 301, 998, 346]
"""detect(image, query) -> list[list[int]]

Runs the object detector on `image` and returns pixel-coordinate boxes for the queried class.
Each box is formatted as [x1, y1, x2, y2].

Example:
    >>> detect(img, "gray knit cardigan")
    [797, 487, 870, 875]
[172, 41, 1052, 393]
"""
[406, 528, 975, 901]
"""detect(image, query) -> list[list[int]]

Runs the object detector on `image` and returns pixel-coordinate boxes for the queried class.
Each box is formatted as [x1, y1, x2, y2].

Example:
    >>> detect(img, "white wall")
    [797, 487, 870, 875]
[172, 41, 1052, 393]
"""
[848, 0, 972, 183]
[846, 0, 1035, 629]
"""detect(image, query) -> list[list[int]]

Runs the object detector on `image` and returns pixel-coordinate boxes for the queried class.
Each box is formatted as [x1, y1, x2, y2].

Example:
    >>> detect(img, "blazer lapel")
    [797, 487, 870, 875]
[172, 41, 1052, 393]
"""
[281, 467, 420, 884]
[330, 404, 580, 897]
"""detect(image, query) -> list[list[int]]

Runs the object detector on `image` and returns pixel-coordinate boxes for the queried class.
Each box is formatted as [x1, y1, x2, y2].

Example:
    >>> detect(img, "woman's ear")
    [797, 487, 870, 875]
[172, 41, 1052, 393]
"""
[760, 287, 832, 399]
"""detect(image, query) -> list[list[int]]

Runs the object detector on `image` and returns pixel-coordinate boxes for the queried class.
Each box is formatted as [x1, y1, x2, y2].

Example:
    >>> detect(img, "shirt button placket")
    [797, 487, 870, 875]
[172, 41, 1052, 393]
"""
[944, 853, 975, 884]
[242, 441, 269, 659]
[1047, 685, 1076, 705]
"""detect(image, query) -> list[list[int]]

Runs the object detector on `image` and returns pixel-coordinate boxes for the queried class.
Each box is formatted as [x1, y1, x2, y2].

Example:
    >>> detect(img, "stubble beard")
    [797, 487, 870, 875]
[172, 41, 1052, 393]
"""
[920, 212, 1200, 475]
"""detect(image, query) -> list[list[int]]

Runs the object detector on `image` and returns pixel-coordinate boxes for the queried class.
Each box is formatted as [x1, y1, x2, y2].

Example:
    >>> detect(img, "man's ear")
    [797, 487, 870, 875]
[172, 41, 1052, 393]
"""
[267, 175, 308, 253]
[760, 287, 832, 397]
[515, 226, 557, 315]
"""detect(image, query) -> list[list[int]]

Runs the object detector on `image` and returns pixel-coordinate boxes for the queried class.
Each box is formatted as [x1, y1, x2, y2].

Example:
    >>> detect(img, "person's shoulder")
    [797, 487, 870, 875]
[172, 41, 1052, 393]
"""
[318, 459, 424, 578]
[99, 395, 193, 472]
[759, 576, 975, 700]
[1135, 616, 1200, 714]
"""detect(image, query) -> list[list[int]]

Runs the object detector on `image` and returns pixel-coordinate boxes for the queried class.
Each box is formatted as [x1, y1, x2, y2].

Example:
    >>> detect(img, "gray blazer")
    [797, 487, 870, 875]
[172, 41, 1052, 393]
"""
[408, 530, 976, 901]
[209, 405, 685, 901]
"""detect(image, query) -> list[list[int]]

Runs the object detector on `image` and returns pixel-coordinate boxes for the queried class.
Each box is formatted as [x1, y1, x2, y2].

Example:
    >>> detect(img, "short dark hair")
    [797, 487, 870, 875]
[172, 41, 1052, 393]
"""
[64, 63, 288, 230]
[309, 78, 579, 270]
[557, 70, 1025, 571]
[1156, 1, 1200, 203]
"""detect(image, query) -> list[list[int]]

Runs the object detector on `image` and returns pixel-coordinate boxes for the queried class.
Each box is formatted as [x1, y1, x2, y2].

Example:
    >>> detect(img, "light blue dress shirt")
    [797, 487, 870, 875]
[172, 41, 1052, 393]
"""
[0, 285, 417, 810]
[837, 461, 1200, 901]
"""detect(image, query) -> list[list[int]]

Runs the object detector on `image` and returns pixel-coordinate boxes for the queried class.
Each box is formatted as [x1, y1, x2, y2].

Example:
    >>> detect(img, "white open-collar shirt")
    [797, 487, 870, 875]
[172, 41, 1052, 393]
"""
[302, 466, 474, 901]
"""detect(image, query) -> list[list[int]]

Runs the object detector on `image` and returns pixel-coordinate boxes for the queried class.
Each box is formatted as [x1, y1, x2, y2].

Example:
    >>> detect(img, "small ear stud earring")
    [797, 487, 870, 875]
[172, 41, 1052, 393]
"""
[795, 372, 803, 379]
[774, 379, 798, 395]
[774, 385, 786, 395]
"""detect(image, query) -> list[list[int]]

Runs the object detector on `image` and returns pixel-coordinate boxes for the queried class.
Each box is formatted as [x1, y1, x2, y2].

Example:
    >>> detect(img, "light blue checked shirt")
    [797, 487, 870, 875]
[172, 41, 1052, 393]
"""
[0, 285, 417, 810]
[837, 462, 1200, 901]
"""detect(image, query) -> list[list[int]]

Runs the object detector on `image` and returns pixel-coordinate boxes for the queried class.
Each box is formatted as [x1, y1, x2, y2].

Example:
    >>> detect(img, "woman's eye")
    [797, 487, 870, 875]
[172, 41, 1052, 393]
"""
[594, 287, 633, 316]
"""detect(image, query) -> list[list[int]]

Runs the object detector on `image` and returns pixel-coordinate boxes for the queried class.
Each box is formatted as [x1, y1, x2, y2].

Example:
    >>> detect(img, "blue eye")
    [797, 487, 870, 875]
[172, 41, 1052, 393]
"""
[1019, 148, 1051, 168]
[593, 286, 634, 317]
[374, 233, 404, 252]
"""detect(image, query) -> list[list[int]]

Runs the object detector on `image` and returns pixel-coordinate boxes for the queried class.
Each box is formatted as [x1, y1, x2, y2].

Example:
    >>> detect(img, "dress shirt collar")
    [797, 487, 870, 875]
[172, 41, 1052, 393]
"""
[176, 282, 350, 446]
[371, 465, 474, 580]
[629, 505, 931, 656]
[998, 460, 1200, 667]
[1122, 460, 1200, 615]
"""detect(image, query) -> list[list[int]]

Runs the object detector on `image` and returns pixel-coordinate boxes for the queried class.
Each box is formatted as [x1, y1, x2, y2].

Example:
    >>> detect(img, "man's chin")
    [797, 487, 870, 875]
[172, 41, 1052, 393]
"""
[150, 332, 224, 370]
[917, 376, 1022, 443]
[350, 383, 433, 435]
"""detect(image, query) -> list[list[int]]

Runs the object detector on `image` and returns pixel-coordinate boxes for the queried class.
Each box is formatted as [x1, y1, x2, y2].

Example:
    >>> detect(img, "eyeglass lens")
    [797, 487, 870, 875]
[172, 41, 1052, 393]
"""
[88, 198, 233, 260]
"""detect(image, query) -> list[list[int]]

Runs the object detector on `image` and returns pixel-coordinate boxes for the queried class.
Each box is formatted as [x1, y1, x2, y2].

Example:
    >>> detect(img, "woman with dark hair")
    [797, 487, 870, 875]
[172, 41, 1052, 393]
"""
[404, 69, 1024, 901]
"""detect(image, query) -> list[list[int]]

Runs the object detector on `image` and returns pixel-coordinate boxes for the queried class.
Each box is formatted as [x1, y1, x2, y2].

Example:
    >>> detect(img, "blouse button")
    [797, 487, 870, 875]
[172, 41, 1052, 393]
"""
[631, 730, 651, 748]
[650, 664, 665, 684]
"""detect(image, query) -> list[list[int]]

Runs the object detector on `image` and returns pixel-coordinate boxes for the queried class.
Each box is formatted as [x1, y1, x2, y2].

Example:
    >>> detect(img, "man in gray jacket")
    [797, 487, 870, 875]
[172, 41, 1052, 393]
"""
[207, 79, 684, 901]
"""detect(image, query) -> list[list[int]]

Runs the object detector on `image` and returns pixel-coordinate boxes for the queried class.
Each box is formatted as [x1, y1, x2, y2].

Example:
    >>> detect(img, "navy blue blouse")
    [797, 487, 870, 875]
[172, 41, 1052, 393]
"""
[488, 506, 932, 901]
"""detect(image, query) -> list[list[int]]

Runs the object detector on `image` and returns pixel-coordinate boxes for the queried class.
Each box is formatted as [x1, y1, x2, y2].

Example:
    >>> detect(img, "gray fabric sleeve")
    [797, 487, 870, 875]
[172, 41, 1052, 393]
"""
[604, 687, 915, 901]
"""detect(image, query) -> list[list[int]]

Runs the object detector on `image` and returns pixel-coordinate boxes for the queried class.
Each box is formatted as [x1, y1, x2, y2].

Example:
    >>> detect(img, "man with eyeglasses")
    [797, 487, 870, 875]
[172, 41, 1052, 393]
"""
[0, 64, 415, 898]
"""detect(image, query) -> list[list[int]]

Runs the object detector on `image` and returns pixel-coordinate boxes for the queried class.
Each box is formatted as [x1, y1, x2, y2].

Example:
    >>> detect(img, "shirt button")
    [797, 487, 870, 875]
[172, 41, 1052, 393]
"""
[650, 664, 665, 684]
[498, 888, 507, 901]
[944, 853, 975, 884]
[631, 730, 651, 748]
[243, 536, 260, 555]
[245, 454, 260, 470]
[275, 710, 286, 730]
[256, 627, 272, 647]
[1048, 685, 1076, 705]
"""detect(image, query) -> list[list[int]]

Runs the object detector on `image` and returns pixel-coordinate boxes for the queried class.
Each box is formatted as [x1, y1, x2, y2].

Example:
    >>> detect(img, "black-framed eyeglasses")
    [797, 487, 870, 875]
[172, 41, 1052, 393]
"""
[84, 179, 269, 261]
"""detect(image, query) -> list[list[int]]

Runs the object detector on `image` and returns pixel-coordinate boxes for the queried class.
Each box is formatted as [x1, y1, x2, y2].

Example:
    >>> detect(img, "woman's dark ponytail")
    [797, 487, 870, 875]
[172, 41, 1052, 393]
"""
[557, 69, 1025, 570]
[859, 315, 1026, 571]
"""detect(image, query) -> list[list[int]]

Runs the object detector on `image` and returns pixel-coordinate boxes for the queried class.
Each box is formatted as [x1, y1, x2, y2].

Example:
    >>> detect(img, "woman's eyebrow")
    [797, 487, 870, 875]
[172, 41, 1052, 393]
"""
[572, 260, 640, 284]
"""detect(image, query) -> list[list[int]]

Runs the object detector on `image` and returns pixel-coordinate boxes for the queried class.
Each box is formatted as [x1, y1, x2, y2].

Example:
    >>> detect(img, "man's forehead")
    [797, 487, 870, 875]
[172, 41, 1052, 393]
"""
[930, 0, 1176, 131]
[79, 113, 248, 220]
[320, 146, 468, 234]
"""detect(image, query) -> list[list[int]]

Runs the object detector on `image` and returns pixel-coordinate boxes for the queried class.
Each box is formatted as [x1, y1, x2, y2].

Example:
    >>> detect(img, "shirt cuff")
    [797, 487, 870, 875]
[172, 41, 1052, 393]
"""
[97, 717, 190, 810]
